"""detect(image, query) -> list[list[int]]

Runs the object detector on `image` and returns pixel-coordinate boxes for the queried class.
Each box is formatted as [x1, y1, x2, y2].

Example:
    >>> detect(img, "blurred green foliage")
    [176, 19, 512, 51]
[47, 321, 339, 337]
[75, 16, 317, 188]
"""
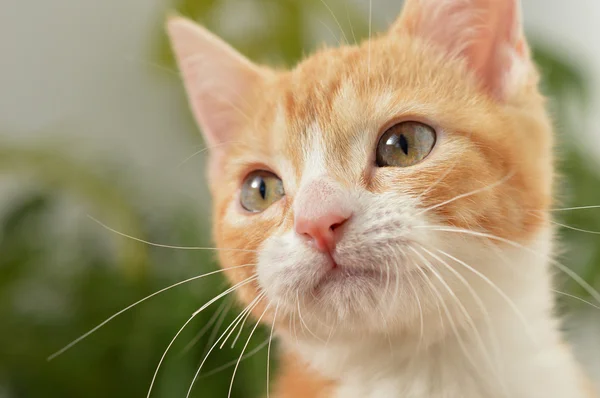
[1, 1, 599, 397]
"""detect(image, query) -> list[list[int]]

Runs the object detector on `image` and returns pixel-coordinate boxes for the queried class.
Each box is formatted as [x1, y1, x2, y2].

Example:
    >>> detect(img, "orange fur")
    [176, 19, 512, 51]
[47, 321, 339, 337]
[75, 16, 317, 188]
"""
[167, 0, 595, 396]
[210, 25, 553, 325]
[272, 352, 335, 398]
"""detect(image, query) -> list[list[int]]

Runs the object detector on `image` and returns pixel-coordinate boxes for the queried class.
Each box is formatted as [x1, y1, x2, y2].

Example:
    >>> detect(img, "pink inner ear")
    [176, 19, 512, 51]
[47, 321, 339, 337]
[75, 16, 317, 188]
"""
[166, 17, 267, 149]
[397, 0, 527, 99]
[167, 17, 271, 182]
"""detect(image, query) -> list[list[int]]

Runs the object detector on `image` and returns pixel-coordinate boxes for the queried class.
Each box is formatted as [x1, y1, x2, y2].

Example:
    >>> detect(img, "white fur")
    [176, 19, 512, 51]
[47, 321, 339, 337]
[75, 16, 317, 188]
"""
[263, 222, 586, 397]
[298, 233, 585, 398]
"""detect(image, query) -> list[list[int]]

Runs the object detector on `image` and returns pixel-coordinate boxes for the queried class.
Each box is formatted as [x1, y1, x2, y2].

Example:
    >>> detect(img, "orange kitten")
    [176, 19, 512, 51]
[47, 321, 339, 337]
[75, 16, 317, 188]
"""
[167, 0, 597, 397]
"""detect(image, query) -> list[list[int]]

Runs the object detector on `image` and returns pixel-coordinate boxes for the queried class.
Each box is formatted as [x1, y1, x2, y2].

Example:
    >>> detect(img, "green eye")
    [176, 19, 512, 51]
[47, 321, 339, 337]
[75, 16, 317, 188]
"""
[240, 170, 285, 212]
[376, 121, 436, 167]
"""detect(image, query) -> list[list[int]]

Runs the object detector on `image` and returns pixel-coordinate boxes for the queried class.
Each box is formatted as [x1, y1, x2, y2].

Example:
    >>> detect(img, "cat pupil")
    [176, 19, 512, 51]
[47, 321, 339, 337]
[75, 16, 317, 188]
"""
[399, 134, 409, 155]
[259, 179, 267, 199]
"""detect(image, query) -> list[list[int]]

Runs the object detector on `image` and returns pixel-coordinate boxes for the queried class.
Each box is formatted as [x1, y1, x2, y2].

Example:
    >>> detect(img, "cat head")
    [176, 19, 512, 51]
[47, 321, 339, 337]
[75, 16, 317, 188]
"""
[167, 0, 553, 342]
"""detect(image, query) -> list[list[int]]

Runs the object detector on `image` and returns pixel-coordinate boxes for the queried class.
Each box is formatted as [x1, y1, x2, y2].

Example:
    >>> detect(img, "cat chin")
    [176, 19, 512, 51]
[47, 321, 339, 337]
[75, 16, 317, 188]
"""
[257, 236, 428, 337]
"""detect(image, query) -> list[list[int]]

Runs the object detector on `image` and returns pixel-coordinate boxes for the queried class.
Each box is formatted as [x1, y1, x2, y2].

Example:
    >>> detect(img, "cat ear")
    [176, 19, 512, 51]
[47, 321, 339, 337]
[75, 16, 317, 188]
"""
[393, 0, 529, 99]
[166, 17, 269, 175]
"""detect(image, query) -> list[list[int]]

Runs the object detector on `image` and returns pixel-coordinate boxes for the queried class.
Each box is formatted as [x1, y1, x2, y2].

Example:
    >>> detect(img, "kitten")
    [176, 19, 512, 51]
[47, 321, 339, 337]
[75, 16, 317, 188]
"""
[167, 0, 598, 397]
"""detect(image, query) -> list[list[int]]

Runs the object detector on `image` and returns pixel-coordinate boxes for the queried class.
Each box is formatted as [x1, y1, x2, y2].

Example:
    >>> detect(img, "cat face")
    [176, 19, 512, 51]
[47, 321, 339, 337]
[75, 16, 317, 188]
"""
[168, 0, 553, 340]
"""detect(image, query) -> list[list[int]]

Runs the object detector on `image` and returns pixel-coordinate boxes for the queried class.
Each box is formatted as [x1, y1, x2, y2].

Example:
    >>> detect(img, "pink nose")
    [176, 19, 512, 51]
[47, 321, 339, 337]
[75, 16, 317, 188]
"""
[294, 179, 352, 253]
[295, 211, 350, 252]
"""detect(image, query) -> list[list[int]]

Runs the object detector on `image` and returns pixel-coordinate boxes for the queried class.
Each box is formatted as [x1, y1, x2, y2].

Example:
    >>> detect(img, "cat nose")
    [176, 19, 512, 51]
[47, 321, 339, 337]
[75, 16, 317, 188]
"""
[294, 179, 352, 253]
[295, 211, 350, 253]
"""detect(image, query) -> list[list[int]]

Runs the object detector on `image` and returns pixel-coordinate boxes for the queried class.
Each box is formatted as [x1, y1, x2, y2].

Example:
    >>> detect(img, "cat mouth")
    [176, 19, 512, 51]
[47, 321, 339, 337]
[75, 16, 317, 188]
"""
[312, 266, 388, 294]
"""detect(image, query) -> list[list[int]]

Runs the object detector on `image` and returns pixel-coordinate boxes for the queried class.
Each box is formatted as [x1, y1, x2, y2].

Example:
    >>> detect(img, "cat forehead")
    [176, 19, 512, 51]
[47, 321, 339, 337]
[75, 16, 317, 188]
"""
[248, 43, 471, 172]
[265, 36, 484, 135]
[229, 36, 526, 185]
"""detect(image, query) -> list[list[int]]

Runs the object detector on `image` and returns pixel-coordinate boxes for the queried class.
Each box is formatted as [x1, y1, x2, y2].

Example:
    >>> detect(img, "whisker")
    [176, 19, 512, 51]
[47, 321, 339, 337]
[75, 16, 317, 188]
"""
[88, 216, 257, 252]
[409, 246, 489, 382]
[176, 140, 245, 168]
[418, 225, 600, 305]
[377, 305, 394, 352]
[177, 147, 210, 168]
[228, 303, 270, 398]
[414, 259, 446, 337]
[147, 275, 258, 398]
[124, 55, 180, 77]
[553, 289, 600, 310]
[220, 293, 266, 350]
[383, 256, 393, 309]
[230, 294, 264, 348]
[179, 298, 232, 357]
[416, 158, 460, 202]
[548, 205, 600, 212]
[548, 219, 600, 235]
[528, 210, 600, 235]
[434, 248, 537, 344]
[318, 0, 349, 44]
[297, 291, 324, 342]
[344, 3, 358, 45]
[417, 171, 515, 216]
[199, 338, 270, 378]
[325, 318, 337, 347]
[202, 296, 233, 357]
[47, 264, 255, 361]
[423, 247, 511, 396]
[318, 20, 343, 47]
[406, 273, 424, 353]
[416, 125, 478, 204]
[186, 293, 264, 398]
[367, 0, 372, 78]
[292, 308, 299, 345]
[422, 247, 502, 348]
[267, 303, 280, 398]
[411, 252, 481, 370]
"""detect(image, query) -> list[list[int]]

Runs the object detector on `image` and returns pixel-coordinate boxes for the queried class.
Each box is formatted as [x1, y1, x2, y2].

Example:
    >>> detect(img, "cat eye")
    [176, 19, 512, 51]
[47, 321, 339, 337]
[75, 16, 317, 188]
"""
[240, 170, 285, 213]
[376, 121, 436, 167]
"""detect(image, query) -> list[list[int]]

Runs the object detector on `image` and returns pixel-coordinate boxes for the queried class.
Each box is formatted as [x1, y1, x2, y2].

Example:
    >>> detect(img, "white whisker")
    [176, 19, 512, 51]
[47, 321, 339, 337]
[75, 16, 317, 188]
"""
[319, 19, 344, 47]
[417, 171, 515, 216]
[297, 291, 324, 342]
[199, 338, 269, 378]
[406, 274, 424, 352]
[221, 293, 266, 350]
[88, 215, 257, 252]
[228, 303, 270, 398]
[186, 292, 264, 398]
[319, 0, 349, 44]
[47, 264, 254, 361]
[409, 246, 488, 382]
[435, 247, 538, 345]
[549, 219, 600, 235]
[345, 3, 358, 45]
[176, 140, 245, 168]
[180, 298, 231, 356]
[367, 0, 372, 78]
[549, 205, 600, 212]
[423, 247, 508, 396]
[267, 303, 279, 398]
[418, 225, 600, 305]
[230, 299, 259, 349]
[553, 290, 600, 310]
[147, 275, 258, 398]
[202, 297, 233, 357]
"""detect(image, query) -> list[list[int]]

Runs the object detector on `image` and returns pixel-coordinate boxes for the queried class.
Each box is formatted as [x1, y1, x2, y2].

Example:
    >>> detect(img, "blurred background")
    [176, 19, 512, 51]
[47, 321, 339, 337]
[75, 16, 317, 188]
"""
[1, 0, 599, 397]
